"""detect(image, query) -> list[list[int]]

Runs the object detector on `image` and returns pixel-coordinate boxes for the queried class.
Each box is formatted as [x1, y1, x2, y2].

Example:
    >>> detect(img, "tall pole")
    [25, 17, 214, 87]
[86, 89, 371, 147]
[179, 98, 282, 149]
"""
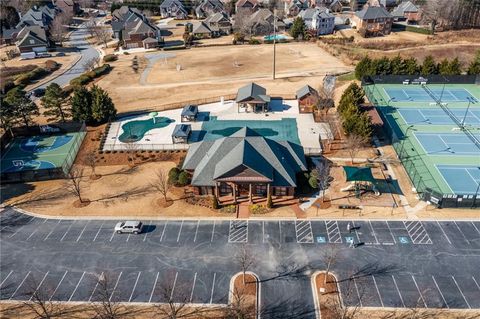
[273, 9, 276, 80]
[461, 98, 472, 127]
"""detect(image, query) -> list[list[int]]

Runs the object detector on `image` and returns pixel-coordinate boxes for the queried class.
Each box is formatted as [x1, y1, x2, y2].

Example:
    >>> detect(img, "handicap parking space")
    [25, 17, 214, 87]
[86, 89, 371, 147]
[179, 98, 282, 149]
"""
[295, 220, 313, 244]
[403, 221, 432, 244]
[384, 221, 411, 244]
[228, 220, 248, 243]
[324, 220, 342, 244]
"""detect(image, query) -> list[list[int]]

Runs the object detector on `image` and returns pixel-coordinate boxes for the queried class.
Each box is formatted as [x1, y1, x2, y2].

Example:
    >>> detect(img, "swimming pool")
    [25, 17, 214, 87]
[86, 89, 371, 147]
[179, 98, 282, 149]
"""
[264, 34, 287, 41]
[118, 117, 174, 142]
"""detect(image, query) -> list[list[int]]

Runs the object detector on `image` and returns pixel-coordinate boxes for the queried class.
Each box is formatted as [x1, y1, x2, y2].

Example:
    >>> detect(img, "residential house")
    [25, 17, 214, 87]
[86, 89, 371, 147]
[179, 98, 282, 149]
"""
[353, 5, 393, 37]
[54, 0, 80, 16]
[350, 0, 367, 11]
[192, 21, 213, 37]
[329, 0, 343, 13]
[285, 0, 309, 17]
[17, 4, 57, 29]
[392, 1, 422, 24]
[15, 25, 50, 53]
[239, 8, 285, 36]
[299, 8, 335, 36]
[111, 6, 163, 49]
[195, 0, 225, 19]
[159, 0, 189, 19]
[0, 27, 21, 45]
[296, 85, 319, 113]
[204, 12, 232, 35]
[379, 0, 397, 9]
[235, 0, 259, 14]
[182, 127, 307, 201]
[236, 82, 270, 113]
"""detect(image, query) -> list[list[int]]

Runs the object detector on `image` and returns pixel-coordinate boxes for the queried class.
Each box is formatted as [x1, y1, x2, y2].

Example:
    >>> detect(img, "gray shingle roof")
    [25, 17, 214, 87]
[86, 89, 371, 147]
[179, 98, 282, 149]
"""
[182, 127, 307, 187]
[392, 1, 419, 17]
[296, 85, 318, 100]
[192, 21, 212, 34]
[172, 124, 191, 137]
[355, 6, 392, 20]
[236, 82, 270, 103]
[181, 104, 198, 116]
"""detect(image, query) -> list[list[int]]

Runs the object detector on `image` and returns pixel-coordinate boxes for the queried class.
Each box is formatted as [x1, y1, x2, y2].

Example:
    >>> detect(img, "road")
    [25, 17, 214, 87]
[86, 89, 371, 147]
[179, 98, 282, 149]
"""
[35, 23, 100, 90]
[1, 208, 479, 318]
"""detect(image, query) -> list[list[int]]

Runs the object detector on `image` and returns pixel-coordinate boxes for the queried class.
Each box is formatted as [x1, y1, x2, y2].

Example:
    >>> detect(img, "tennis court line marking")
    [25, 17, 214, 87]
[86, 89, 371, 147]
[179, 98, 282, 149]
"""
[434, 165, 455, 194]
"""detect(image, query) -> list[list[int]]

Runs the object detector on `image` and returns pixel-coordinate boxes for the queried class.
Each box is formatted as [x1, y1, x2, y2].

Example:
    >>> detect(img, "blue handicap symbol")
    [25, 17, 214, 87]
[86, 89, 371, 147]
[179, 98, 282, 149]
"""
[399, 236, 410, 244]
[316, 236, 326, 243]
[345, 236, 354, 244]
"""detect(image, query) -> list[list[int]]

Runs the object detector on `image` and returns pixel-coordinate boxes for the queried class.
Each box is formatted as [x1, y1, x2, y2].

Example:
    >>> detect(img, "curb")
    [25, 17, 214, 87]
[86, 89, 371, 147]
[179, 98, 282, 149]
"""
[28, 54, 82, 91]
[228, 271, 261, 319]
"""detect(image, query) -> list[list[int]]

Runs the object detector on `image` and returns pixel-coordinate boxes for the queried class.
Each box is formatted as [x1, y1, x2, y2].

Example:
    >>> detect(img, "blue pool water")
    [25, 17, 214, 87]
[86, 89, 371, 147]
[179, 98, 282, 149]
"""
[264, 34, 287, 41]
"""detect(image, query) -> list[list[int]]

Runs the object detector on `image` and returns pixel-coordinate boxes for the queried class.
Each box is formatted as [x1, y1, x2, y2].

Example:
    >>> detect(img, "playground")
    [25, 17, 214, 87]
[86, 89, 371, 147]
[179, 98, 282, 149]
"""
[365, 80, 480, 201]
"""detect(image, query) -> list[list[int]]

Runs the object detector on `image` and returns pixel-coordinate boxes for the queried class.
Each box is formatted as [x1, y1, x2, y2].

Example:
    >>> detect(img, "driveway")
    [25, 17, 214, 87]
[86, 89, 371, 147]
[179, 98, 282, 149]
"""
[1, 209, 479, 318]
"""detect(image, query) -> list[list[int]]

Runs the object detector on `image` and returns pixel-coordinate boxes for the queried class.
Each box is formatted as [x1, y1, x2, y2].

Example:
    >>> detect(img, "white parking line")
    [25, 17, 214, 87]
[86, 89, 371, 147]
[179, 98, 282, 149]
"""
[386, 221, 397, 244]
[411, 275, 427, 308]
[149, 272, 159, 303]
[126, 233, 131, 242]
[8, 216, 34, 238]
[49, 271, 68, 301]
[160, 221, 168, 242]
[436, 221, 452, 245]
[89, 272, 103, 302]
[30, 271, 49, 301]
[391, 275, 405, 307]
[472, 276, 480, 291]
[190, 272, 197, 302]
[193, 221, 200, 242]
[177, 220, 184, 242]
[109, 272, 123, 302]
[170, 272, 178, 300]
[453, 221, 470, 244]
[129, 272, 142, 302]
[262, 221, 265, 243]
[431, 275, 448, 308]
[43, 219, 48, 223]
[26, 228, 39, 241]
[352, 221, 361, 243]
[143, 221, 151, 242]
[368, 221, 380, 244]
[211, 221, 215, 242]
[353, 278, 363, 307]
[69, 272, 86, 301]
[60, 221, 75, 242]
[278, 220, 282, 241]
[471, 222, 480, 236]
[93, 221, 104, 242]
[76, 221, 89, 242]
[109, 230, 116, 242]
[210, 273, 216, 304]
[43, 219, 62, 241]
[371, 275, 384, 307]
[0, 270, 13, 288]
[451, 276, 471, 309]
[9, 271, 31, 300]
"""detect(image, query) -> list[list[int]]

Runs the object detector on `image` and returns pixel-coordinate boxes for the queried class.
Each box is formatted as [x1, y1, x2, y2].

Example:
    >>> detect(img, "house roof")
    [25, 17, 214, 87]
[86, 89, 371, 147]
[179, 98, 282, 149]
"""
[355, 5, 392, 20]
[392, 1, 419, 17]
[296, 85, 318, 100]
[160, 0, 186, 9]
[192, 21, 212, 33]
[204, 12, 230, 24]
[172, 124, 192, 137]
[236, 82, 271, 103]
[143, 37, 158, 43]
[16, 26, 48, 47]
[1, 27, 20, 40]
[181, 104, 198, 116]
[182, 127, 307, 187]
[236, 0, 258, 8]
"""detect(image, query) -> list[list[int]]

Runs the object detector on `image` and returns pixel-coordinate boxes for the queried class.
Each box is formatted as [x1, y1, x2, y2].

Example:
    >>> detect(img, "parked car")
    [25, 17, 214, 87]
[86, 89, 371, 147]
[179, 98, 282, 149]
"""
[114, 221, 143, 234]
[32, 88, 46, 97]
[56, 52, 66, 57]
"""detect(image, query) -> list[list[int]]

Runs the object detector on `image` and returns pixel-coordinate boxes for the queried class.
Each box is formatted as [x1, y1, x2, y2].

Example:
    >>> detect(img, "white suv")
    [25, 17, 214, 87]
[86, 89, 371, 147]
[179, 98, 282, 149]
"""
[114, 221, 143, 234]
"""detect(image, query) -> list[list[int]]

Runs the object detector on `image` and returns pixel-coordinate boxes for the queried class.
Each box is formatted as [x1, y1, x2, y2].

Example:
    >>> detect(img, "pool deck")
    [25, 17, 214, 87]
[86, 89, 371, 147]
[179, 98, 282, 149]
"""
[104, 99, 329, 153]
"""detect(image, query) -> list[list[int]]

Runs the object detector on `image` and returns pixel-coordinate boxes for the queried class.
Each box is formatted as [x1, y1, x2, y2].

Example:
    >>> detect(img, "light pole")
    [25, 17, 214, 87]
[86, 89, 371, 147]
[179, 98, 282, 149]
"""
[272, 9, 276, 80]
[398, 125, 414, 159]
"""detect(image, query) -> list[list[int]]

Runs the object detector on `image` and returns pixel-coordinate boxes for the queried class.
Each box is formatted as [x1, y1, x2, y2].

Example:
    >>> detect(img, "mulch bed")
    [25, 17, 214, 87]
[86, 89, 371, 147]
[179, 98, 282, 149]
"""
[157, 197, 174, 208]
[315, 273, 340, 319]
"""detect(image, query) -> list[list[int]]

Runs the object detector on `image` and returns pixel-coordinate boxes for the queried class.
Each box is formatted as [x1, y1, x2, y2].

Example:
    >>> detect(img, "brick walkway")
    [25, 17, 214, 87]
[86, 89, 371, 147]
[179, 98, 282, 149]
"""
[291, 204, 307, 219]
[237, 204, 250, 219]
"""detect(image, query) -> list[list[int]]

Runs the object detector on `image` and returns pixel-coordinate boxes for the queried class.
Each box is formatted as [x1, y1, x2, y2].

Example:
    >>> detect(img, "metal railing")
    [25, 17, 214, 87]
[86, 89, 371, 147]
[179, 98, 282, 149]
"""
[102, 143, 189, 151]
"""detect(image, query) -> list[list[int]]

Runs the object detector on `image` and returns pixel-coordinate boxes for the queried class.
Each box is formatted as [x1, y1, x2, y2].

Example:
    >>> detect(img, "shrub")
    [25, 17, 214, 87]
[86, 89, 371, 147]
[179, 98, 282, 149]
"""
[248, 38, 261, 45]
[164, 45, 187, 51]
[266, 193, 273, 208]
[14, 67, 48, 85]
[177, 171, 189, 186]
[44, 60, 59, 71]
[103, 54, 118, 62]
[221, 205, 236, 214]
[212, 195, 219, 209]
[308, 175, 318, 189]
[168, 167, 180, 185]
[123, 51, 130, 55]
[250, 204, 268, 214]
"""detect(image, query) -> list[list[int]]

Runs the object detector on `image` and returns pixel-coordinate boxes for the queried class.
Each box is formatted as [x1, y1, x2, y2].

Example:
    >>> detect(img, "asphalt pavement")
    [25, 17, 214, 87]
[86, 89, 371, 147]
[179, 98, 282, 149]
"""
[1, 208, 479, 318]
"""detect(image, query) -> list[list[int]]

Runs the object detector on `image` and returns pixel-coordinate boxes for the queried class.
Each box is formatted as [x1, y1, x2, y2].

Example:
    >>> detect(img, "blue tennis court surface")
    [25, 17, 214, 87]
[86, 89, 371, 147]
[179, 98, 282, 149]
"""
[385, 87, 478, 103]
[398, 108, 480, 125]
[437, 165, 480, 195]
[414, 132, 480, 155]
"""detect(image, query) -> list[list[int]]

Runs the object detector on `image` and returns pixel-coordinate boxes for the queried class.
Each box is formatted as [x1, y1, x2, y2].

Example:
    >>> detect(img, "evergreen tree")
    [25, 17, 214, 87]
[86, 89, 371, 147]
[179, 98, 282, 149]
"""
[403, 57, 419, 75]
[90, 85, 117, 124]
[467, 51, 480, 75]
[374, 56, 392, 75]
[4, 87, 39, 128]
[0, 97, 18, 133]
[42, 83, 70, 122]
[390, 55, 405, 75]
[438, 58, 450, 75]
[421, 55, 438, 75]
[289, 17, 306, 40]
[447, 57, 461, 75]
[71, 86, 93, 123]
[355, 56, 373, 80]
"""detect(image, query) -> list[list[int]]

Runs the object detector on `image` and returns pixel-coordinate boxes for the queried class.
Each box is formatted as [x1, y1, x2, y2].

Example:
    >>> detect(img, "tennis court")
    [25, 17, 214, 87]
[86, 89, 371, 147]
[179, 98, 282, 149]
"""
[398, 108, 480, 126]
[437, 165, 480, 195]
[384, 87, 478, 103]
[414, 132, 480, 156]
[1, 133, 82, 173]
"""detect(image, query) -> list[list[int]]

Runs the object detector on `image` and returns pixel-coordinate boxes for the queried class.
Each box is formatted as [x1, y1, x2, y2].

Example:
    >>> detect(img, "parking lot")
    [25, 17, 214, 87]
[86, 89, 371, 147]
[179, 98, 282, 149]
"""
[1, 208, 480, 317]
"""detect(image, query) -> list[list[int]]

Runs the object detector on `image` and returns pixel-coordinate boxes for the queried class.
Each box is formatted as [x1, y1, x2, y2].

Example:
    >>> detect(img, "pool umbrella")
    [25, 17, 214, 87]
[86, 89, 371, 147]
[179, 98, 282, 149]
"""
[149, 111, 158, 124]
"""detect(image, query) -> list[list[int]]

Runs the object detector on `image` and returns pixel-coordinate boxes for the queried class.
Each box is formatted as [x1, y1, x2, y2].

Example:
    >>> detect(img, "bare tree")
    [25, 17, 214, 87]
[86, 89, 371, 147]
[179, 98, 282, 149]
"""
[85, 152, 99, 179]
[235, 244, 256, 284]
[94, 25, 112, 48]
[150, 168, 171, 202]
[315, 158, 331, 202]
[345, 134, 366, 165]
[123, 142, 139, 166]
[85, 17, 97, 39]
[50, 15, 68, 46]
[90, 273, 138, 319]
[320, 245, 339, 285]
[65, 167, 85, 203]
[83, 55, 100, 71]
[225, 285, 256, 319]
